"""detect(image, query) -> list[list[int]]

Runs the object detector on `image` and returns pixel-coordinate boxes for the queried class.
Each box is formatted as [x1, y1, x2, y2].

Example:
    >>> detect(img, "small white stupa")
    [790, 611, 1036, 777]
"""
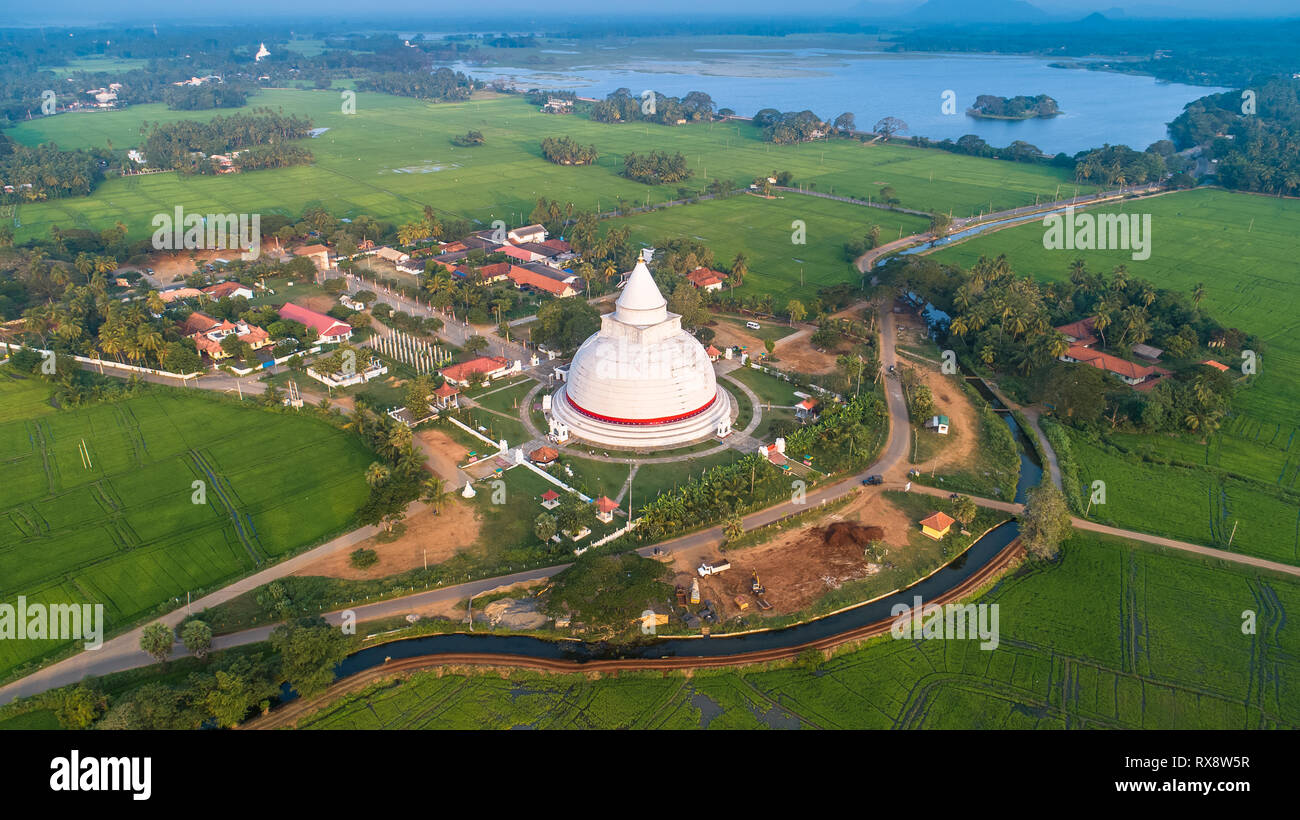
[255, 42, 271, 62]
[461, 480, 476, 499]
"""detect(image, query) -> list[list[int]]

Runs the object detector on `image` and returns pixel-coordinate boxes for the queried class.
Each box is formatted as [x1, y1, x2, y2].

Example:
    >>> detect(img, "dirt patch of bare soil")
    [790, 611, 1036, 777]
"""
[672, 490, 912, 620]
[772, 330, 838, 375]
[909, 361, 978, 474]
[708, 320, 764, 353]
[293, 500, 480, 580]
[416, 428, 468, 483]
[139, 248, 238, 288]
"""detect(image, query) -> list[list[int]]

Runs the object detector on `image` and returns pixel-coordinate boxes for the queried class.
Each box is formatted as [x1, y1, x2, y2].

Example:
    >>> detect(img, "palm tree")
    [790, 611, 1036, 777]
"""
[730, 252, 748, 286]
[136, 325, 163, 363]
[365, 462, 391, 488]
[420, 476, 450, 514]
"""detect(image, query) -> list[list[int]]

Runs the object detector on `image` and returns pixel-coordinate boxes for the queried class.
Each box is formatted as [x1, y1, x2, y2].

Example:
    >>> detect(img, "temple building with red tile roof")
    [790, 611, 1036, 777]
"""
[277, 302, 352, 344]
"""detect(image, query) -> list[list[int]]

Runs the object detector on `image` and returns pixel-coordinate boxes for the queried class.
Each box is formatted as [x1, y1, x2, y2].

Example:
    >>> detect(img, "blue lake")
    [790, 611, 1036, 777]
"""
[454, 48, 1226, 155]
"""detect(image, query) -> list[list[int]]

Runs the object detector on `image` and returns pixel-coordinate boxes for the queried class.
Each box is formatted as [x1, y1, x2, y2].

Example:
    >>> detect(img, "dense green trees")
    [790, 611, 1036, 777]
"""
[622, 150, 691, 184]
[540, 136, 598, 165]
[966, 94, 1061, 119]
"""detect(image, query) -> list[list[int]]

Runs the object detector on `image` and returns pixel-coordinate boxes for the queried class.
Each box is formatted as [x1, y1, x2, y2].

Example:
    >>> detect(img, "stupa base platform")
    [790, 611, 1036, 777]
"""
[550, 385, 731, 451]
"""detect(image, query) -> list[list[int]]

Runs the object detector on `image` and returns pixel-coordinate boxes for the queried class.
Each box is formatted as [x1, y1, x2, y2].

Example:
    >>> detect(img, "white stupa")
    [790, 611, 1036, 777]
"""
[549, 254, 730, 449]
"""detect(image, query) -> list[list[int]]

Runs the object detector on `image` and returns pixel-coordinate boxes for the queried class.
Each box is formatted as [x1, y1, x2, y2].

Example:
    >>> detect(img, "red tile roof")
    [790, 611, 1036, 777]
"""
[277, 303, 352, 339]
[500, 245, 533, 262]
[1065, 345, 1168, 382]
[507, 266, 577, 297]
[685, 267, 728, 288]
[203, 281, 251, 299]
[433, 382, 460, 398]
[529, 446, 559, 464]
[181, 311, 219, 336]
[1201, 360, 1230, 372]
[541, 239, 572, 253]
[920, 511, 956, 532]
[440, 356, 508, 384]
[594, 496, 619, 513]
[1055, 317, 1098, 347]
[541, 489, 560, 501]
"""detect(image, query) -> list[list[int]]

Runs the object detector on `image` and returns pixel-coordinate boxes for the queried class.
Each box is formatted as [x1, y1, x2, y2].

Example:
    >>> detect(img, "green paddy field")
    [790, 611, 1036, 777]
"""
[0, 374, 372, 679]
[10, 89, 1088, 249]
[294, 533, 1300, 729]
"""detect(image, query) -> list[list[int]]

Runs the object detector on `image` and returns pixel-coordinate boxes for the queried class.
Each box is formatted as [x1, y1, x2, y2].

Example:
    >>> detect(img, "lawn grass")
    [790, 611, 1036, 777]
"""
[13, 90, 1089, 246]
[555, 456, 630, 501]
[0, 383, 372, 679]
[632, 449, 744, 502]
[726, 364, 801, 406]
[293, 531, 1300, 729]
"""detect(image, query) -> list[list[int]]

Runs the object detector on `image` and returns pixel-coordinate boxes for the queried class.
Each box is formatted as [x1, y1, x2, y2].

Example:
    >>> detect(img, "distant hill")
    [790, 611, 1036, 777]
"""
[904, 0, 1049, 24]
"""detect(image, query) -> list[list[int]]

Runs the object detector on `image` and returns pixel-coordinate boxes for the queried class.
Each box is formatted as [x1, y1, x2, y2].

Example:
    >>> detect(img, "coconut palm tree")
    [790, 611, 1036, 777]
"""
[420, 476, 450, 514]
[365, 462, 391, 488]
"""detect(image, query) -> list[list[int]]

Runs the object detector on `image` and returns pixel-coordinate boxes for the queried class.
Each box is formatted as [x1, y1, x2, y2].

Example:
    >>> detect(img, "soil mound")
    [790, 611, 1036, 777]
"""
[813, 522, 886, 550]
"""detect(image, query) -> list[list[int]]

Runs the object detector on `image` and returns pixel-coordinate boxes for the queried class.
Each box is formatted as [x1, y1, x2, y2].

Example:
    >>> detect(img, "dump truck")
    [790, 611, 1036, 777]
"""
[697, 560, 732, 577]
[690, 577, 701, 604]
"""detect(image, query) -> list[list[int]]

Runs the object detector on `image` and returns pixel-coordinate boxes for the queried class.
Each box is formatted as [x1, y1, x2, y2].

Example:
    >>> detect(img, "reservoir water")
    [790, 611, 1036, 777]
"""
[455, 48, 1226, 155]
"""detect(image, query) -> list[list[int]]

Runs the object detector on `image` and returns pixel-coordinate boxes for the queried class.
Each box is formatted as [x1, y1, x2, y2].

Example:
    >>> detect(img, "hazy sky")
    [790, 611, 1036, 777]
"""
[7, 0, 1298, 25]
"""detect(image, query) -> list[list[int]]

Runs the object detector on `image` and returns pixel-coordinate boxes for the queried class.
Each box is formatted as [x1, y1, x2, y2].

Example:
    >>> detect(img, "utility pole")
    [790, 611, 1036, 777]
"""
[1228, 520, 1238, 549]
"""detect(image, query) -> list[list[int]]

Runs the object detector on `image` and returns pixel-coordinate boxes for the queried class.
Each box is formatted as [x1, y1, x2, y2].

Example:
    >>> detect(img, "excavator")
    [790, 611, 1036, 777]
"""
[751, 571, 766, 596]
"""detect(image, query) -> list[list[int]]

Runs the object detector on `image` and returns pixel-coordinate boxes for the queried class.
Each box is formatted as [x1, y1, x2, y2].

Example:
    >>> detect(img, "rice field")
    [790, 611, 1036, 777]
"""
[0, 382, 372, 678]
[929, 188, 1300, 560]
[296, 533, 1300, 729]
[11, 90, 1089, 245]
[606, 194, 929, 301]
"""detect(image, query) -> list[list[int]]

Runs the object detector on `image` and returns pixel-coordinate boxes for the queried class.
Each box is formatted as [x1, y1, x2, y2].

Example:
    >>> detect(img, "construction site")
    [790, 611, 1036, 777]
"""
[667, 489, 914, 624]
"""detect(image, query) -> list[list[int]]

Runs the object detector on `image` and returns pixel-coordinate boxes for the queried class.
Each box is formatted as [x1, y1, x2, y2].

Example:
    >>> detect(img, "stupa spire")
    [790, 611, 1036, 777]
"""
[614, 252, 668, 325]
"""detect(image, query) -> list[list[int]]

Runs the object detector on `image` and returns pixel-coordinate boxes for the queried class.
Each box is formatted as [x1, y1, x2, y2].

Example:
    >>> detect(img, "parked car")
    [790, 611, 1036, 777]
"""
[745, 321, 761, 330]
[862, 475, 884, 486]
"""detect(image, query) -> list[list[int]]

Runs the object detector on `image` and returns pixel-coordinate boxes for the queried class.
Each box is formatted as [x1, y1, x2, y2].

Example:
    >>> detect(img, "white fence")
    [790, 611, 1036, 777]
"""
[447, 415, 504, 451]
[0, 342, 202, 381]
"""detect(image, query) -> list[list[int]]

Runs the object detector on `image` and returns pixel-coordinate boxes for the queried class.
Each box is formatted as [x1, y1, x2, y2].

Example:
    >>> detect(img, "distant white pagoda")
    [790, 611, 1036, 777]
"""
[255, 42, 271, 62]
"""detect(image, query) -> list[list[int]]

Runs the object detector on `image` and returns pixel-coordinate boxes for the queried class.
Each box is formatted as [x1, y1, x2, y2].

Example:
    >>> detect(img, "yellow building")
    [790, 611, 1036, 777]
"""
[919, 511, 956, 540]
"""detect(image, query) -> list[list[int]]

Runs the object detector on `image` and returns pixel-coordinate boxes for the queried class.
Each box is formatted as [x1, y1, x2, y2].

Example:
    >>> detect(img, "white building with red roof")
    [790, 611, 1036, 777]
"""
[277, 302, 352, 344]
[439, 355, 512, 387]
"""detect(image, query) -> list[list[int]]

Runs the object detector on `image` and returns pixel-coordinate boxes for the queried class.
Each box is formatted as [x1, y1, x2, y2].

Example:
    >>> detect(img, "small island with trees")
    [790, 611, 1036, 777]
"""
[966, 94, 1062, 120]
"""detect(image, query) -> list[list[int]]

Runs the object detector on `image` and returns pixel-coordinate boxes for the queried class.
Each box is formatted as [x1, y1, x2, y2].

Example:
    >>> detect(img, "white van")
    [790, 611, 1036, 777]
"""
[745, 321, 761, 330]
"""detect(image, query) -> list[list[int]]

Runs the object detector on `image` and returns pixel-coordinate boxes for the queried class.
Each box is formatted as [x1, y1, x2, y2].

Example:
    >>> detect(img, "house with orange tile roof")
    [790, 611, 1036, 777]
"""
[439, 355, 511, 387]
[684, 266, 728, 292]
[278, 303, 352, 344]
[1060, 344, 1171, 388]
[182, 311, 271, 360]
[919, 511, 956, 540]
[1055, 317, 1098, 347]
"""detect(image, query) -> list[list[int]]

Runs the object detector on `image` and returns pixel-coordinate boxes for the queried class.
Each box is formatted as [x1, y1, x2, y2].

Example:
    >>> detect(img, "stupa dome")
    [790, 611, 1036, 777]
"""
[549, 256, 731, 448]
